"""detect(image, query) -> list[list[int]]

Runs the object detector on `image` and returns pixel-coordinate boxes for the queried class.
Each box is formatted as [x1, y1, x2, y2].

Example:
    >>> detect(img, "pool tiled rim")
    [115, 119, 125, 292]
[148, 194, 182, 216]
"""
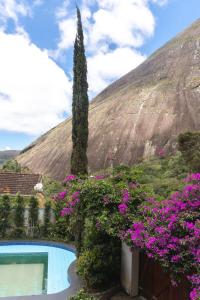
[0, 241, 82, 300]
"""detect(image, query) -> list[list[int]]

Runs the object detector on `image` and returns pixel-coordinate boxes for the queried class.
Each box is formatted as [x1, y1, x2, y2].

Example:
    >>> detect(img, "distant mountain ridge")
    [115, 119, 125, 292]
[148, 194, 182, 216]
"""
[0, 150, 20, 166]
[17, 18, 200, 180]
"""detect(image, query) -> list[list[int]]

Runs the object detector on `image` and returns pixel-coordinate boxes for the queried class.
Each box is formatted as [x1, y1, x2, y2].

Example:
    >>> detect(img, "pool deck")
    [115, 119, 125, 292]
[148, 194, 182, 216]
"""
[111, 292, 144, 300]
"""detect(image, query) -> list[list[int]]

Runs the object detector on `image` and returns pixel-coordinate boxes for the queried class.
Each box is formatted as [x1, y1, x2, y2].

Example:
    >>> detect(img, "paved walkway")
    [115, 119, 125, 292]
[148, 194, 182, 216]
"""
[111, 292, 142, 300]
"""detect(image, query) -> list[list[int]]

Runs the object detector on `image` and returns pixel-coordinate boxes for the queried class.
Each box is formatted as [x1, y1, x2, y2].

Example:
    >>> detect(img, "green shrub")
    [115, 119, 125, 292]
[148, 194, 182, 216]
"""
[77, 241, 120, 289]
[0, 195, 11, 237]
[43, 177, 63, 198]
[2, 159, 21, 173]
[178, 131, 200, 172]
[70, 290, 96, 300]
[82, 219, 111, 249]
[164, 152, 188, 178]
[13, 193, 25, 237]
[29, 196, 39, 237]
[150, 178, 184, 198]
[49, 200, 73, 242]
[41, 201, 51, 237]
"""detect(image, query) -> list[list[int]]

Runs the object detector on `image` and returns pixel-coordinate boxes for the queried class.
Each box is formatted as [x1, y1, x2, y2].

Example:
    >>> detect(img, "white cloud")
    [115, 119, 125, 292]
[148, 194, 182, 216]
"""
[57, 0, 155, 51]
[55, 0, 158, 95]
[58, 18, 76, 50]
[88, 47, 146, 94]
[0, 32, 72, 135]
[32, 0, 44, 6]
[0, 146, 12, 151]
[56, 0, 70, 19]
[0, 0, 30, 26]
[88, 0, 155, 50]
[0, 0, 169, 136]
[151, 0, 168, 6]
[0, 0, 45, 30]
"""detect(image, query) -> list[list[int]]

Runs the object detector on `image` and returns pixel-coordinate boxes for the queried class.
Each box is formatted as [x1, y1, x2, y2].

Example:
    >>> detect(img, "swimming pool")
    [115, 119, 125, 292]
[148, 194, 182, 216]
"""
[0, 242, 76, 298]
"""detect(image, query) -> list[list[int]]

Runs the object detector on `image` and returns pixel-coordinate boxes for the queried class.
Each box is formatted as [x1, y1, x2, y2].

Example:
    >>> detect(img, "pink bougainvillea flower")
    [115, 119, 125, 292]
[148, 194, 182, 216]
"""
[118, 203, 128, 215]
[61, 207, 73, 216]
[122, 189, 130, 203]
[63, 175, 77, 183]
[54, 191, 67, 201]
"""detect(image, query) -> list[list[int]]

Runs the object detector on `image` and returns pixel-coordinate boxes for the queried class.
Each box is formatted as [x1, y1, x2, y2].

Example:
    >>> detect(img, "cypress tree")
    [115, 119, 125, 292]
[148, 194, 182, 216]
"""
[71, 7, 89, 175]
[14, 193, 25, 237]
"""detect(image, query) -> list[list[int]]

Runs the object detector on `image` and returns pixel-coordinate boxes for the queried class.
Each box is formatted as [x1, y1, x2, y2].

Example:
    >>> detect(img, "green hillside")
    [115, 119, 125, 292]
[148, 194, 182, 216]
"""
[0, 150, 20, 166]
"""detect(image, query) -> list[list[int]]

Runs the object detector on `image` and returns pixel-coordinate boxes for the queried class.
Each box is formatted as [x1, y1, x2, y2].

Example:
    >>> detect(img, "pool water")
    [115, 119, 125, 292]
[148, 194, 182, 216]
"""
[0, 244, 76, 297]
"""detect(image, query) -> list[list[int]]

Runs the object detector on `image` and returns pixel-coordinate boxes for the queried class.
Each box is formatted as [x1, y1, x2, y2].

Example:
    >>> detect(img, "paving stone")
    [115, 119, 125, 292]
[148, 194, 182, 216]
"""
[110, 292, 141, 300]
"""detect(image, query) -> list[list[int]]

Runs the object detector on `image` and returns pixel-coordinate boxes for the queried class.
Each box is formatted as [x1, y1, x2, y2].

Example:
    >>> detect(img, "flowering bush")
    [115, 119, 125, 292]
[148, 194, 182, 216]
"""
[61, 191, 80, 216]
[54, 173, 148, 288]
[54, 165, 199, 297]
[125, 174, 200, 300]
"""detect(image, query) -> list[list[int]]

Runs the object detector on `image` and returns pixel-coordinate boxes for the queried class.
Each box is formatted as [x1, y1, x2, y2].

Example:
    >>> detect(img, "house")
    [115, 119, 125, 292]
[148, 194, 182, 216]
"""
[0, 172, 43, 197]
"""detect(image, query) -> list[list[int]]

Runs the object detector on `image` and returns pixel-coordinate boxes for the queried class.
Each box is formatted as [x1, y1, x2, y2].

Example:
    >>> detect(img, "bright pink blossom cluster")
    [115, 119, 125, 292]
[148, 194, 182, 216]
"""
[63, 175, 77, 183]
[54, 190, 67, 201]
[185, 173, 200, 183]
[125, 174, 200, 300]
[61, 191, 80, 216]
[118, 189, 131, 215]
[156, 147, 166, 158]
[188, 275, 200, 300]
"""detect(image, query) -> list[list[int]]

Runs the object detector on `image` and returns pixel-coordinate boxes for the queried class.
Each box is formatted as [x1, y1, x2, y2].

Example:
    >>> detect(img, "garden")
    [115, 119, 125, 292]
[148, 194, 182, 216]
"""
[51, 132, 200, 300]
[0, 132, 199, 300]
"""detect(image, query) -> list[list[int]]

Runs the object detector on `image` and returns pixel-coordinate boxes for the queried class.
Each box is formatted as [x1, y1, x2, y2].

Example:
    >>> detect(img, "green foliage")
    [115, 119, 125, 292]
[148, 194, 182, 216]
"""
[56, 177, 144, 288]
[0, 195, 11, 237]
[79, 180, 116, 215]
[114, 153, 188, 198]
[178, 131, 200, 172]
[49, 217, 73, 242]
[82, 219, 110, 249]
[42, 201, 51, 237]
[49, 201, 73, 242]
[43, 177, 63, 198]
[77, 219, 121, 288]
[2, 159, 21, 173]
[29, 196, 39, 225]
[70, 290, 96, 300]
[71, 7, 89, 175]
[29, 196, 39, 237]
[55, 148, 192, 290]
[13, 193, 25, 237]
[77, 242, 120, 289]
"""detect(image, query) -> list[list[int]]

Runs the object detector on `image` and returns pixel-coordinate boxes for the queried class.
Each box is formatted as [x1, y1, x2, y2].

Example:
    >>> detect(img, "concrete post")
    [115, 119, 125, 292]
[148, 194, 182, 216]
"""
[121, 242, 140, 297]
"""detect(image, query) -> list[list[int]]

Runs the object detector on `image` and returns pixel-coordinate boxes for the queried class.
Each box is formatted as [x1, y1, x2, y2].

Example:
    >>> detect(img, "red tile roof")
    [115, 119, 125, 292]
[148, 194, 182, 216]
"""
[0, 172, 41, 195]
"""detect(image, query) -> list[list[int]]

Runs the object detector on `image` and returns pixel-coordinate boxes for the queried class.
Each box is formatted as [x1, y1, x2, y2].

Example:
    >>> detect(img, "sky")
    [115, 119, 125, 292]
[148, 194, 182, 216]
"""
[0, 0, 199, 151]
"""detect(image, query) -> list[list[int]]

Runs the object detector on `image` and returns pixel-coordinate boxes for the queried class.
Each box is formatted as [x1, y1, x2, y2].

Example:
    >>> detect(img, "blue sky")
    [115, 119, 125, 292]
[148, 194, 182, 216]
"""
[0, 0, 199, 150]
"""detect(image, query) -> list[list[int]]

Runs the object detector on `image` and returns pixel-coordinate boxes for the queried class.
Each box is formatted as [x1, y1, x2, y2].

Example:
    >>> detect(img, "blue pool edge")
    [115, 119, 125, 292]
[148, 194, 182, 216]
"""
[0, 240, 82, 300]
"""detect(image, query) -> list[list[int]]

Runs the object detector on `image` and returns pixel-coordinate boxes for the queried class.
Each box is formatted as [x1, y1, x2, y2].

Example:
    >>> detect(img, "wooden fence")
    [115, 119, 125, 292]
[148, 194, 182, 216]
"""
[139, 252, 190, 300]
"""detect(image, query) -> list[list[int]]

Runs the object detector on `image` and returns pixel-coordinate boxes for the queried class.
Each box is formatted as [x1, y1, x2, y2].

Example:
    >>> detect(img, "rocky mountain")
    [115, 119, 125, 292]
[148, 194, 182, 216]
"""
[0, 150, 20, 166]
[17, 19, 200, 180]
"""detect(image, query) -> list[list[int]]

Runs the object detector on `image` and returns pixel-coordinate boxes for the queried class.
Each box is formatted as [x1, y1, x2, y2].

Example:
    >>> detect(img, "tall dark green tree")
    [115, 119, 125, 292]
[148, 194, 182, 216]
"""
[71, 7, 89, 175]
[14, 193, 25, 237]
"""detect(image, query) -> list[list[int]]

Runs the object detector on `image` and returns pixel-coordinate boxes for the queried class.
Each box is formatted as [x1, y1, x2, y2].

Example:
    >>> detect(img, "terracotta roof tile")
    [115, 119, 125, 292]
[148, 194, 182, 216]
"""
[0, 173, 41, 195]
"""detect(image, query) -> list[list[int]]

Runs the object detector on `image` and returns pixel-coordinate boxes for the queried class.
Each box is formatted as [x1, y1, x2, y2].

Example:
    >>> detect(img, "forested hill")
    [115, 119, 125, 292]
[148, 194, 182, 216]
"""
[0, 150, 20, 166]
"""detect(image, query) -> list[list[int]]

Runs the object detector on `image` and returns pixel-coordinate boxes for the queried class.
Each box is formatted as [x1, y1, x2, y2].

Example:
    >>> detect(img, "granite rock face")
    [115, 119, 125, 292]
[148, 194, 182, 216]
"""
[17, 19, 200, 180]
